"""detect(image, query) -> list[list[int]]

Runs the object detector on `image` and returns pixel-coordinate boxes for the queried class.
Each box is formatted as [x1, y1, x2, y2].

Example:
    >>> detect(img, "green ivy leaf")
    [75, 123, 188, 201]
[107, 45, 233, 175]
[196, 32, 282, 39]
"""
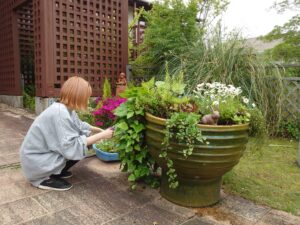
[117, 122, 129, 131]
[125, 145, 133, 152]
[140, 166, 150, 177]
[134, 144, 141, 151]
[132, 123, 145, 133]
[127, 111, 134, 119]
[128, 174, 136, 182]
[114, 103, 128, 117]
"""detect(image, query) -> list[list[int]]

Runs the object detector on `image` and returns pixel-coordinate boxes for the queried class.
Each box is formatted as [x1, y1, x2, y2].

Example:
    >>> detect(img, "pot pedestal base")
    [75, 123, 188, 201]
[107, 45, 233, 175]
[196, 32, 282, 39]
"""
[160, 172, 222, 207]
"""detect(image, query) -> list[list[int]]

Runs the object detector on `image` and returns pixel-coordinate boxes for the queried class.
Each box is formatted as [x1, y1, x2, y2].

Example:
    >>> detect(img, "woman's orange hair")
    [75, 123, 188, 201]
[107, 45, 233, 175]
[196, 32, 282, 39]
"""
[60, 76, 92, 111]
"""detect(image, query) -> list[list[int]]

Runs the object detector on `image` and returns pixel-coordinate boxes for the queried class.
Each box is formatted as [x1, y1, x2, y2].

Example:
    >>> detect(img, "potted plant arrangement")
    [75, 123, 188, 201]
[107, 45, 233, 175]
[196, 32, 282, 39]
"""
[114, 72, 265, 206]
[93, 138, 120, 161]
[92, 78, 126, 162]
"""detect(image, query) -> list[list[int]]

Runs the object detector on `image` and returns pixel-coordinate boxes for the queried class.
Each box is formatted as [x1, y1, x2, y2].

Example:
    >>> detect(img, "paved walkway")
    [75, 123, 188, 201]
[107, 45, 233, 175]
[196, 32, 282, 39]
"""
[0, 103, 299, 225]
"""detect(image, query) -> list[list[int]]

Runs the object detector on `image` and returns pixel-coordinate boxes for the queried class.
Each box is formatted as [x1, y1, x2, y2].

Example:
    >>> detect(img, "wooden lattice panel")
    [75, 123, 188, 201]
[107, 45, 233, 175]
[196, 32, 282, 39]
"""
[54, 0, 128, 96]
[32, 0, 44, 96]
[1, 0, 128, 97]
[0, 0, 22, 95]
[17, 1, 34, 86]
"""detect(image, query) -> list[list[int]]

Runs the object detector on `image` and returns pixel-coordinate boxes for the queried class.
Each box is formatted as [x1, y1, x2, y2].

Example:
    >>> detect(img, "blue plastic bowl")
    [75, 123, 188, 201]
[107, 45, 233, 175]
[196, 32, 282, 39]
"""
[92, 144, 119, 162]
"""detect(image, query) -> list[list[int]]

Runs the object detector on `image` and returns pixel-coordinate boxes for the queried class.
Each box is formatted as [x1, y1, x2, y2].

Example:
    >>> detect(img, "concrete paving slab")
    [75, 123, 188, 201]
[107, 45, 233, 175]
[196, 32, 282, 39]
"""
[0, 164, 196, 225]
[0, 182, 44, 205]
[153, 197, 196, 219]
[0, 110, 32, 166]
[21, 206, 113, 225]
[0, 167, 24, 183]
[195, 192, 271, 225]
[0, 143, 23, 155]
[256, 209, 300, 225]
[32, 190, 76, 213]
[0, 103, 36, 120]
[0, 111, 32, 134]
[103, 203, 188, 225]
[181, 216, 229, 225]
[67, 178, 152, 216]
[0, 167, 57, 205]
[1, 104, 300, 225]
[216, 193, 270, 222]
[0, 153, 20, 166]
[0, 197, 47, 225]
[0, 132, 24, 139]
[196, 207, 253, 225]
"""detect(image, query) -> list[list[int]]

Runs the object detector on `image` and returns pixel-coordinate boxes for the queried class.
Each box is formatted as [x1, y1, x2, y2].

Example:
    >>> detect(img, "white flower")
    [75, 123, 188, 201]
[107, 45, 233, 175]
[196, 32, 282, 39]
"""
[194, 82, 243, 103]
[212, 101, 219, 106]
[252, 103, 256, 108]
[206, 83, 212, 88]
[235, 87, 242, 96]
[242, 97, 249, 104]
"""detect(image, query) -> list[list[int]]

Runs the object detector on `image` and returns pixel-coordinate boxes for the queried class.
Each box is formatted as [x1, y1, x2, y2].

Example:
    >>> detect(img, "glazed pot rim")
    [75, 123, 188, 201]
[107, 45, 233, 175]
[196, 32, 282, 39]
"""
[145, 112, 249, 130]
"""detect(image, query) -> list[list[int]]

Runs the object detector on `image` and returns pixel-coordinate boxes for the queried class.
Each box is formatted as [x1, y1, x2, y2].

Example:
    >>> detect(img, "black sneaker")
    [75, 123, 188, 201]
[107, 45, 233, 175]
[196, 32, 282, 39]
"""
[38, 177, 73, 191]
[50, 171, 73, 179]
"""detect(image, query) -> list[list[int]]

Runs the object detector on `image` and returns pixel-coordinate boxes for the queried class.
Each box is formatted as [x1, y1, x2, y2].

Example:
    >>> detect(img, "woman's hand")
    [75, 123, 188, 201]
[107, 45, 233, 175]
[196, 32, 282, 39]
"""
[90, 126, 103, 133]
[86, 127, 114, 145]
[100, 127, 114, 139]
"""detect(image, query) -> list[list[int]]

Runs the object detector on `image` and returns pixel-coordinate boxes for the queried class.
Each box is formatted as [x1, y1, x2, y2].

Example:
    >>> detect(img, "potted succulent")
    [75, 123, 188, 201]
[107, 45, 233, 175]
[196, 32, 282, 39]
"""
[114, 73, 265, 206]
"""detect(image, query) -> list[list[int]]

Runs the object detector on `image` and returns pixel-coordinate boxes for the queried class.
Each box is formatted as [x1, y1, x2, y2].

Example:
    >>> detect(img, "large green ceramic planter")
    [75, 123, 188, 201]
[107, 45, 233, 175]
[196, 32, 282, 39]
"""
[145, 112, 249, 207]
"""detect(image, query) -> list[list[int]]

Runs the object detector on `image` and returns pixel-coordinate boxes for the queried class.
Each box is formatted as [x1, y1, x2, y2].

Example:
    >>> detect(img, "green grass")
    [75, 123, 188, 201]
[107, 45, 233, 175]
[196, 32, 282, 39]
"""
[223, 138, 300, 215]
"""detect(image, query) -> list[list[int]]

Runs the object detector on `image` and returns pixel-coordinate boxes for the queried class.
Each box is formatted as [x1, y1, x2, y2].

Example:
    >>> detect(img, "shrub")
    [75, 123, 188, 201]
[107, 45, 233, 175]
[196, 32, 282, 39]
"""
[93, 97, 126, 128]
[279, 119, 300, 139]
[102, 78, 112, 100]
[23, 85, 35, 111]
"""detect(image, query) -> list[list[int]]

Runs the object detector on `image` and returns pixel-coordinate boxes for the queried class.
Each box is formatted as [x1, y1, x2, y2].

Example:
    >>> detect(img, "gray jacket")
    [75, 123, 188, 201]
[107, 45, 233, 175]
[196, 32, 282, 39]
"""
[20, 102, 91, 186]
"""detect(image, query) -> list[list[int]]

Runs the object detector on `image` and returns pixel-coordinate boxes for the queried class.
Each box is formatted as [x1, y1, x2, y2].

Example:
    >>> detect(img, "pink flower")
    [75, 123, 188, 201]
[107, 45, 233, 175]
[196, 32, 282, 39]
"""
[95, 121, 104, 126]
[95, 97, 102, 105]
[93, 97, 127, 128]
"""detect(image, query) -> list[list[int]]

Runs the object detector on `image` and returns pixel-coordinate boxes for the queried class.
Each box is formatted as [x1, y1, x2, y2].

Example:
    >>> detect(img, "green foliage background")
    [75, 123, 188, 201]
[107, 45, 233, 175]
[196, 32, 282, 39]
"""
[132, 0, 284, 136]
[263, 0, 300, 64]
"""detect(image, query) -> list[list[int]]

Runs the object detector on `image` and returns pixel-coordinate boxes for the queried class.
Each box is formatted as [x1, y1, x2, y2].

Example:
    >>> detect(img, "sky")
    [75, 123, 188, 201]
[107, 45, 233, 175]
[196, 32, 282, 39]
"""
[146, 0, 297, 38]
[221, 0, 296, 38]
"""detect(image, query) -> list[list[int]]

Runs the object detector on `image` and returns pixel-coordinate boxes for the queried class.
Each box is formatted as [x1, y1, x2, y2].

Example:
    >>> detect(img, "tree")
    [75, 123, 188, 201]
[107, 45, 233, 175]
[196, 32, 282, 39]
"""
[128, 8, 145, 63]
[133, 0, 228, 75]
[264, 0, 300, 62]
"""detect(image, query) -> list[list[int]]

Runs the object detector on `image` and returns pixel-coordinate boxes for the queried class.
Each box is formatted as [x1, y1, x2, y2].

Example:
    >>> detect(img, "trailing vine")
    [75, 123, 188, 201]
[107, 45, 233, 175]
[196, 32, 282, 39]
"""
[114, 92, 159, 189]
[160, 112, 206, 189]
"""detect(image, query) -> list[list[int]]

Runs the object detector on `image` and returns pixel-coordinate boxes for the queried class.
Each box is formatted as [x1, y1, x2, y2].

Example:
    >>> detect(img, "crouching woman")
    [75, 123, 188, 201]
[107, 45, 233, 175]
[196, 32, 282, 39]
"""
[20, 76, 113, 191]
